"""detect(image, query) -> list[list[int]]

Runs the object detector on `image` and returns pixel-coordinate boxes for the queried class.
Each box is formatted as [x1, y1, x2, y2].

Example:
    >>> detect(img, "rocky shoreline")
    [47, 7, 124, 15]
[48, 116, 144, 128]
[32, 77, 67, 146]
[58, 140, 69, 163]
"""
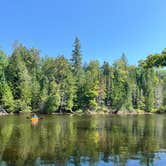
[0, 107, 160, 116]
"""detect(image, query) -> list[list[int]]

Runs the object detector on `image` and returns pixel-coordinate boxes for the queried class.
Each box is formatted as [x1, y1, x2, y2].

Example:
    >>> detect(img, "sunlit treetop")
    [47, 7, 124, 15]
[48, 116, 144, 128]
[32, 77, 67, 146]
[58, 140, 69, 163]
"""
[142, 48, 166, 68]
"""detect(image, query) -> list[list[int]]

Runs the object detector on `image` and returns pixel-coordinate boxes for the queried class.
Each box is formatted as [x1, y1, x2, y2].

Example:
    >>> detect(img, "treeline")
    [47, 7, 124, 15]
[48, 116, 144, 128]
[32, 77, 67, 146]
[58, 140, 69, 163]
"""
[0, 38, 166, 114]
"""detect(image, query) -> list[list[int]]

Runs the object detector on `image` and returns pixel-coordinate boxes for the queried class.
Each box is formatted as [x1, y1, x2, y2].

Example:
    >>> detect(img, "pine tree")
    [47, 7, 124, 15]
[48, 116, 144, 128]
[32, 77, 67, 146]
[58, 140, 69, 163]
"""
[6, 45, 32, 112]
[71, 37, 82, 76]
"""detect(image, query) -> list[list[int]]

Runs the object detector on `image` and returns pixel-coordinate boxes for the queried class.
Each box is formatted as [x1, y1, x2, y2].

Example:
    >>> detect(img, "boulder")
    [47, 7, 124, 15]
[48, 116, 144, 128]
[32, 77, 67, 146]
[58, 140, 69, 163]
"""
[0, 105, 8, 115]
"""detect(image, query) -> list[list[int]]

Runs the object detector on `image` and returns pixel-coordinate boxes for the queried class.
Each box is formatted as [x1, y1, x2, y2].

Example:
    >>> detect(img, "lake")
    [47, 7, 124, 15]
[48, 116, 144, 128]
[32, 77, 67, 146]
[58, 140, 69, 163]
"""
[0, 114, 166, 166]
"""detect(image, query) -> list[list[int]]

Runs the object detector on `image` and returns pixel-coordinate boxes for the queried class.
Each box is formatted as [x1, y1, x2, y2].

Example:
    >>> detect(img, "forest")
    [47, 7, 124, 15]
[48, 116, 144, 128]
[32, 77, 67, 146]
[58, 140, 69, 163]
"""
[0, 37, 166, 114]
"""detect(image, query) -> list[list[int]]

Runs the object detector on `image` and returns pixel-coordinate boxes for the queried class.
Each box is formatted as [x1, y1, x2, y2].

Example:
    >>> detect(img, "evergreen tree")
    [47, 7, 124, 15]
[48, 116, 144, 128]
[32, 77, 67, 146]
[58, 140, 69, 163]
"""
[0, 50, 15, 112]
[0, 42, 166, 114]
[71, 37, 82, 76]
[143, 69, 155, 112]
[0, 81, 15, 112]
[101, 61, 111, 106]
[6, 45, 32, 112]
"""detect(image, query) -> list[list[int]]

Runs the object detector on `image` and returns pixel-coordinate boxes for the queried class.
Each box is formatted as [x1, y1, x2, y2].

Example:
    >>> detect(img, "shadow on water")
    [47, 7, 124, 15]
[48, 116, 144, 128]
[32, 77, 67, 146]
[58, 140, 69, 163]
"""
[0, 114, 166, 165]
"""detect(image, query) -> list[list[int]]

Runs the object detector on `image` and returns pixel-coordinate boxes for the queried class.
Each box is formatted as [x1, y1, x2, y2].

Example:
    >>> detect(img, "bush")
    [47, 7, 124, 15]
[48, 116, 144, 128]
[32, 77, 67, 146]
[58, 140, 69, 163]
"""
[44, 95, 60, 114]
[15, 100, 31, 113]
[156, 106, 166, 113]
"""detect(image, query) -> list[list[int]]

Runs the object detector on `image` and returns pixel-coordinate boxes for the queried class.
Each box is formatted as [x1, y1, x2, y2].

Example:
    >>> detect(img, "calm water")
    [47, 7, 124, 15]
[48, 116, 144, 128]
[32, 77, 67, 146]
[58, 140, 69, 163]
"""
[0, 114, 166, 166]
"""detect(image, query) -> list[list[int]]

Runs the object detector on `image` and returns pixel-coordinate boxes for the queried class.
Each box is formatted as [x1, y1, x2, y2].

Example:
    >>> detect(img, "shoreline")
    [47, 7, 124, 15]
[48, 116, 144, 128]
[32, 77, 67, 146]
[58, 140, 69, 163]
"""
[0, 110, 161, 116]
[1, 105, 165, 116]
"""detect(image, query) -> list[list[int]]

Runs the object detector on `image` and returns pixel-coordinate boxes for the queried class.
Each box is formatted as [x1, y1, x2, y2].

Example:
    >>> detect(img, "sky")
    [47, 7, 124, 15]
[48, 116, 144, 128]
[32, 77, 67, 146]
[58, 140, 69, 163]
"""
[0, 0, 166, 65]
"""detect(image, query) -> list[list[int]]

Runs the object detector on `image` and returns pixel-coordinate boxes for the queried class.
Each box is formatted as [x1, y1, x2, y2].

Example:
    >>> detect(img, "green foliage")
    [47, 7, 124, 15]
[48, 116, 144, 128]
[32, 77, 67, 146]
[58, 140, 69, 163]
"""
[142, 49, 166, 68]
[44, 94, 60, 114]
[71, 37, 82, 76]
[31, 75, 41, 109]
[0, 50, 8, 72]
[15, 100, 31, 113]
[1, 40, 166, 113]
[6, 45, 32, 103]
[0, 81, 15, 112]
[110, 54, 132, 111]
[142, 69, 155, 112]
[84, 82, 99, 110]
[156, 105, 166, 113]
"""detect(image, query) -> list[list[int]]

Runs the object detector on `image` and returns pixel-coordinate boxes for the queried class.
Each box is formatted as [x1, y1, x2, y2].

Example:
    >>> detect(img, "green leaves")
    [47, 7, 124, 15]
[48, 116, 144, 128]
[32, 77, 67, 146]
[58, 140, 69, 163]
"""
[40, 55, 76, 113]
[71, 37, 82, 76]
[142, 49, 166, 68]
[0, 40, 166, 113]
[44, 94, 60, 114]
[0, 81, 15, 112]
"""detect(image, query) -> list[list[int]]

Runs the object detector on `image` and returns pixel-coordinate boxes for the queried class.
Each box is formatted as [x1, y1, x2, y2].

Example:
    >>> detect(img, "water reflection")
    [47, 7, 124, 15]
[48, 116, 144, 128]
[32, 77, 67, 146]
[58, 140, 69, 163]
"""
[0, 114, 166, 166]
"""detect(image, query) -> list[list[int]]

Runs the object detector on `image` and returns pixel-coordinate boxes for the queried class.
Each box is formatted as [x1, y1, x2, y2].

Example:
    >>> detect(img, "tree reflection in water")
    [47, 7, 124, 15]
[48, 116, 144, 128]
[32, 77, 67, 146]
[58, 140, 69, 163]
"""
[0, 114, 166, 166]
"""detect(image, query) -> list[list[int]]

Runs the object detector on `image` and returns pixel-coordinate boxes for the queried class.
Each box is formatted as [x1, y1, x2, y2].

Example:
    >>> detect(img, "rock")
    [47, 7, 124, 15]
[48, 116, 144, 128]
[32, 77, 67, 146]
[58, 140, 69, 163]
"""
[0, 105, 8, 115]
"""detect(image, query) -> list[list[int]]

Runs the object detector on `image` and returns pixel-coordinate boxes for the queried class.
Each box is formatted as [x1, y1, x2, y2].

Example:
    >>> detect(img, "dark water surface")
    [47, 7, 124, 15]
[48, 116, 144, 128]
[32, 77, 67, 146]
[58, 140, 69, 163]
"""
[0, 114, 166, 166]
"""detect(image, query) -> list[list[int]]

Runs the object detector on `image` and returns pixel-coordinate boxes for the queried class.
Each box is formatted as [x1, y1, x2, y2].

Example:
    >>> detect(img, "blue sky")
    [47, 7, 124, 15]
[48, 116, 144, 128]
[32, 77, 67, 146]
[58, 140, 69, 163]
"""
[0, 0, 166, 65]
